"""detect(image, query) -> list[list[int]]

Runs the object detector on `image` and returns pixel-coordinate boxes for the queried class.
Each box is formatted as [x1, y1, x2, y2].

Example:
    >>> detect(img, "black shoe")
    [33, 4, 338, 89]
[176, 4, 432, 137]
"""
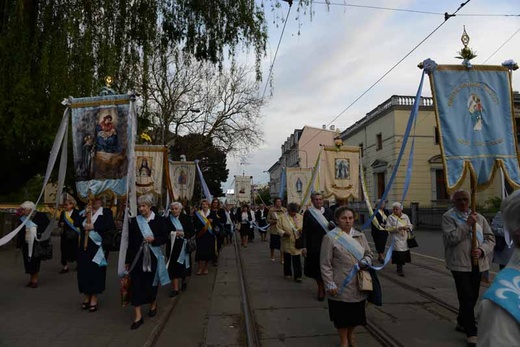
[169, 290, 179, 298]
[130, 318, 144, 330]
[317, 295, 325, 302]
[59, 268, 69, 274]
[89, 304, 98, 312]
[181, 282, 187, 291]
[398, 271, 405, 277]
[81, 301, 90, 310]
[455, 323, 466, 333]
[148, 306, 157, 317]
[378, 258, 384, 264]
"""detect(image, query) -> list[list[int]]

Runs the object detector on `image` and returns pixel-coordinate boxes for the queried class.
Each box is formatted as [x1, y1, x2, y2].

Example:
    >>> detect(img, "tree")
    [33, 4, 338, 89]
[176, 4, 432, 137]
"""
[255, 185, 271, 206]
[170, 133, 229, 200]
[145, 51, 264, 158]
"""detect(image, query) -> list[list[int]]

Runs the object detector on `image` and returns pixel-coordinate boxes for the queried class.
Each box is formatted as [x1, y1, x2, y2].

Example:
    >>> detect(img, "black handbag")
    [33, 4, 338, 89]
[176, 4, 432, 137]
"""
[367, 268, 382, 306]
[186, 236, 197, 253]
[102, 229, 121, 252]
[294, 237, 304, 249]
[407, 231, 419, 248]
[33, 240, 53, 261]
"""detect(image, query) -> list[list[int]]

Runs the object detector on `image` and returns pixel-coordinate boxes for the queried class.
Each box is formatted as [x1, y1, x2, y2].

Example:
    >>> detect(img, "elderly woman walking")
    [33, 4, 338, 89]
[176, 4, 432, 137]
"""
[126, 195, 170, 330]
[166, 201, 194, 297]
[321, 206, 373, 347]
[16, 201, 50, 288]
[58, 198, 81, 274]
[277, 202, 304, 282]
[386, 202, 413, 276]
[478, 190, 520, 347]
[193, 199, 217, 275]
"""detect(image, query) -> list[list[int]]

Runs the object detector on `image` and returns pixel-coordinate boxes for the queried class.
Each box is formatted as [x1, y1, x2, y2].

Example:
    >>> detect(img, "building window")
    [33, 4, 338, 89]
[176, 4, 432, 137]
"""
[376, 172, 385, 199]
[376, 133, 382, 151]
[359, 143, 364, 157]
[435, 169, 449, 200]
[434, 126, 440, 145]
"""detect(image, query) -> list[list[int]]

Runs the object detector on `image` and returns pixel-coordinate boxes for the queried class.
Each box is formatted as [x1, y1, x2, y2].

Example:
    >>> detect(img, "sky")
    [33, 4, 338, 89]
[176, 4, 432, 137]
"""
[224, 0, 520, 192]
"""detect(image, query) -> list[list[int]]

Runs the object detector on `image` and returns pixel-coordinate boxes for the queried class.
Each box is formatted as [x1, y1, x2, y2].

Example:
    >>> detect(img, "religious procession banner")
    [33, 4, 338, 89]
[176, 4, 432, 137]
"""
[169, 161, 196, 201]
[70, 94, 134, 200]
[322, 146, 360, 199]
[235, 175, 252, 204]
[135, 145, 165, 196]
[427, 63, 520, 191]
[286, 167, 312, 205]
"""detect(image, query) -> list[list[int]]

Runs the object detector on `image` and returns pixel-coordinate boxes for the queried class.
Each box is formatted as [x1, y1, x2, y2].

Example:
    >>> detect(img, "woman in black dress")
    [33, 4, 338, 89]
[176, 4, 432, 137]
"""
[58, 198, 80, 274]
[193, 199, 217, 275]
[126, 195, 169, 330]
[78, 197, 114, 312]
[209, 198, 226, 266]
[166, 201, 194, 297]
[237, 204, 254, 248]
[370, 199, 389, 264]
[16, 201, 50, 288]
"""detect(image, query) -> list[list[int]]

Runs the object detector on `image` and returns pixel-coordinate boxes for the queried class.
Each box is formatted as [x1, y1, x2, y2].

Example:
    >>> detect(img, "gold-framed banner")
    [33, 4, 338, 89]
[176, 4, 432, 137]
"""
[169, 161, 196, 201]
[322, 146, 360, 200]
[135, 145, 166, 196]
[286, 167, 312, 205]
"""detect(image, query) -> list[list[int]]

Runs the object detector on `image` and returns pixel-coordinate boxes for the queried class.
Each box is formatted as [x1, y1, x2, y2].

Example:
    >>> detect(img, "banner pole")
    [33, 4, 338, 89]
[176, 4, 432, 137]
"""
[470, 173, 478, 266]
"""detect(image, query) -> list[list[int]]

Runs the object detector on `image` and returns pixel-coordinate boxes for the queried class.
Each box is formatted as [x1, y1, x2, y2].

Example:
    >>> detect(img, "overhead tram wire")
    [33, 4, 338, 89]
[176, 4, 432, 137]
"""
[261, 1, 293, 100]
[296, 0, 472, 151]
[311, 1, 519, 17]
[482, 27, 520, 64]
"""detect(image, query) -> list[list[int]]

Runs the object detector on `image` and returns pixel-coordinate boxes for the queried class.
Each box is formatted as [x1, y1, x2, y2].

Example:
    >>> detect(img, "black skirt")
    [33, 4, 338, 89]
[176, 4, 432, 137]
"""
[167, 237, 188, 279]
[22, 243, 41, 274]
[328, 299, 366, 328]
[304, 252, 321, 280]
[269, 234, 281, 250]
[392, 250, 411, 265]
[195, 232, 216, 262]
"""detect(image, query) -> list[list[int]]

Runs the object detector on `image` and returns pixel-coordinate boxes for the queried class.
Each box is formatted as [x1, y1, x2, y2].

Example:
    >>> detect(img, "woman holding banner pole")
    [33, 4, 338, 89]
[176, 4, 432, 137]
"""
[320, 206, 373, 347]
[126, 195, 169, 330]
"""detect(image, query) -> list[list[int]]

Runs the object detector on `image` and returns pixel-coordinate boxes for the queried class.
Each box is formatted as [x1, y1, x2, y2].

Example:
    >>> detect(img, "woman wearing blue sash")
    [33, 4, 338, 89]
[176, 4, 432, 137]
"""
[320, 206, 373, 347]
[126, 195, 169, 330]
[166, 201, 194, 297]
[16, 201, 50, 288]
[193, 199, 216, 275]
[78, 197, 114, 312]
[58, 198, 80, 274]
[478, 190, 520, 346]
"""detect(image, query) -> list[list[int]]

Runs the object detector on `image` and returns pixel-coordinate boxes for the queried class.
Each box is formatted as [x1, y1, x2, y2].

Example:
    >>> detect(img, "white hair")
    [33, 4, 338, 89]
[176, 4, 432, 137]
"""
[137, 195, 153, 207]
[170, 202, 183, 209]
[501, 190, 520, 248]
[392, 202, 402, 209]
[450, 189, 469, 201]
[20, 201, 35, 210]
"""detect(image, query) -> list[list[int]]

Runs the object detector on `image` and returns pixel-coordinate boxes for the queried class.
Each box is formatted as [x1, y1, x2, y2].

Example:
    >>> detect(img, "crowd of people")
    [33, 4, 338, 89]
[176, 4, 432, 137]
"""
[13, 188, 519, 345]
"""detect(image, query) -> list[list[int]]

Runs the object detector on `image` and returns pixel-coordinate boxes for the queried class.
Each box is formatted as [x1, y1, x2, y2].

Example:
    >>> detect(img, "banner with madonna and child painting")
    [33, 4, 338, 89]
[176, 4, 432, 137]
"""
[322, 146, 361, 200]
[427, 63, 520, 191]
[70, 94, 135, 200]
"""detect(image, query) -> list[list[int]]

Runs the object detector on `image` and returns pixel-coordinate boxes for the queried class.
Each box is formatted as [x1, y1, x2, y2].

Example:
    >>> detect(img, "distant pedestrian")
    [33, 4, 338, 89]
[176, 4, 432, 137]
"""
[267, 198, 286, 263]
[302, 193, 334, 301]
[478, 190, 520, 347]
[255, 203, 269, 242]
[58, 198, 80, 274]
[223, 203, 235, 245]
[320, 206, 373, 347]
[209, 198, 226, 266]
[78, 197, 114, 312]
[386, 202, 412, 276]
[193, 199, 217, 275]
[166, 202, 194, 297]
[237, 204, 254, 248]
[126, 195, 169, 330]
[277, 203, 303, 282]
[371, 199, 389, 264]
[442, 189, 495, 346]
[16, 201, 50, 288]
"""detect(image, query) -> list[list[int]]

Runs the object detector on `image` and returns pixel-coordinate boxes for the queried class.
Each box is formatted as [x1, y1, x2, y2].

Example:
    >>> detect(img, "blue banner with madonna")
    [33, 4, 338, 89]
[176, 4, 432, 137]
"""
[70, 94, 134, 199]
[428, 64, 520, 191]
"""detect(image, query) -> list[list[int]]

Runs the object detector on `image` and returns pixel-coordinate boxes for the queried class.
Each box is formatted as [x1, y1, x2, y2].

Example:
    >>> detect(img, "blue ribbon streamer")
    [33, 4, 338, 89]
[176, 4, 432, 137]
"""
[362, 71, 426, 230]
[89, 231, 108, 267]
[195, 159, 213, 201]
[279, 167, 286, 199]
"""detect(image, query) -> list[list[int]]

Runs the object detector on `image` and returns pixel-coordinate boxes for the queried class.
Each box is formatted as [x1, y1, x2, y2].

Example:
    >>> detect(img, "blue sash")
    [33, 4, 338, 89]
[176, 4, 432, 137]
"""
[81, 217, 107, 267]
[451, 210, 484, 243]
[63, 212, 81, 234]
[194, 210, 214, 236]
[136, 215, 171, 286]
[20, 216, 37, 229]
[308, 208, 331, 233]
[169, 215, 190, 269]
[329, 228, 365, 261]
[482, 268, 520, 323]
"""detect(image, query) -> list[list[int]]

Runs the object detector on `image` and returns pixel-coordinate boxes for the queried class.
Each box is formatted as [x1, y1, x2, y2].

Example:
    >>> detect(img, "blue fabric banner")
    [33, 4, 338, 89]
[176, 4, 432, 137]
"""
[70, 94, 133, 199]
[429, 65, 520, 190]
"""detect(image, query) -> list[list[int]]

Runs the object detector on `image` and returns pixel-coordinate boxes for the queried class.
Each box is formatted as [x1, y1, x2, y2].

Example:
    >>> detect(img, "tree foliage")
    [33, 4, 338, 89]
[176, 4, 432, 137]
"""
[0, 0, 308, 195]
[170, 133, 229, 200]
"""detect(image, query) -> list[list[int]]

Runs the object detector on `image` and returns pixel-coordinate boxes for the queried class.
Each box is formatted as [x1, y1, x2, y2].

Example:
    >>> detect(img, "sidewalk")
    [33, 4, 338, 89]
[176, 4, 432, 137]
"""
[0, 236, 173, 347]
